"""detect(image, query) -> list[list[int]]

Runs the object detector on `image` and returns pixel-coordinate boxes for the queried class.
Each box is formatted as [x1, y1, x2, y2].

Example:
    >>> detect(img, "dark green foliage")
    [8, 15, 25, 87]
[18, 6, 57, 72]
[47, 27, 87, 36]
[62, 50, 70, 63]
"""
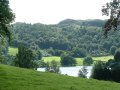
[83, 56, 93, 65]
[102, 0, 120, 37]
[33, 50, 42, 60]
[0, 0, 15, 41]
[48, 48, 64, 56]
[38, 60, 47, 67]
[91, 61, 111, 80]
[114, 48, 120, 62]
[111, 64, 120, 82]
[110, 46, 117, 55]
[60, 54, 76, 66]
[78, 66, 88, 78]
[71, 48, 87, 57]
[91, 51, 120, 82]
[45, 60, 60, 73]
[14, 46, 38, 69]
[10, 19, 120, 57]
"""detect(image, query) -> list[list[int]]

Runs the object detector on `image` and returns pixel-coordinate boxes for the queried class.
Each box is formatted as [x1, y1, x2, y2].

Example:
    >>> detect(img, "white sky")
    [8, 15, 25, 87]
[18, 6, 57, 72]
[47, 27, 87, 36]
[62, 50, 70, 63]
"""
[9, 0, 110, 24]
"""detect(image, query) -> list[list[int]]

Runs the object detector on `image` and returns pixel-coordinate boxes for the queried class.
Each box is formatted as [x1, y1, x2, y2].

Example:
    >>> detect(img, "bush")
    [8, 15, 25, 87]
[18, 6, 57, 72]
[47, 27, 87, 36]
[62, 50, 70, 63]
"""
[71, 48, 87, 58]
[14, 46, 38, 69]
[78, 66, 88, 78]
[91, 61, 111, 80]
[45, 60, 60, 73]
[111, 64, 120, 82]
[114, 48, 120, 62]
[110, 46, 117, 55]
[60, 54, 76, 66]
[83, 56, 93, 65]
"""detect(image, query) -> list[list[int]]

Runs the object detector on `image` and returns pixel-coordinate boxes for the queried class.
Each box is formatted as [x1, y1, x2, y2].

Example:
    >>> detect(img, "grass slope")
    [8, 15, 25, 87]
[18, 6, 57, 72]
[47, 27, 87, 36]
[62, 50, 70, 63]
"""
[0, 64, 120, 90]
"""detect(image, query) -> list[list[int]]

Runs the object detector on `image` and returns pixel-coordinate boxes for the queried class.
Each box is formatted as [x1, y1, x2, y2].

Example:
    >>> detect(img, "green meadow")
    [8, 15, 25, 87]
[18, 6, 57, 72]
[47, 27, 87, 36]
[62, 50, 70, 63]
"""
[8, 47, 113, 65]
[0, 64, 120, 90]
[43, 56, 113, 65]
[8, 47, 18, 56]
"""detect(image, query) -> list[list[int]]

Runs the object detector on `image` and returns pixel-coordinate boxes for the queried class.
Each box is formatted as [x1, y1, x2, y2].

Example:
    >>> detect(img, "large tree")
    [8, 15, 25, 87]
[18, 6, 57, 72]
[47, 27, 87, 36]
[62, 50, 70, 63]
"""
[102, 0, 120, 37]
[0, 0, 15, 41]
[15, 46, 38, 69]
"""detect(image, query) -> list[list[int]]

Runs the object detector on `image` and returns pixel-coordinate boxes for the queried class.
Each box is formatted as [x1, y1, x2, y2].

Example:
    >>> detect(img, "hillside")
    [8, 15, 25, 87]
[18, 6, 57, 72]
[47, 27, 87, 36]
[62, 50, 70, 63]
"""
[0, 64, 120, 90]
[10, 19, 120, 57]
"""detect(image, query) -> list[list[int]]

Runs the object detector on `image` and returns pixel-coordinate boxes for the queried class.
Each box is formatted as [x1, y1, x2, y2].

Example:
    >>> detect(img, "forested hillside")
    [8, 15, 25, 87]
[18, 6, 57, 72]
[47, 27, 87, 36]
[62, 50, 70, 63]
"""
[10, 19, 120, 57]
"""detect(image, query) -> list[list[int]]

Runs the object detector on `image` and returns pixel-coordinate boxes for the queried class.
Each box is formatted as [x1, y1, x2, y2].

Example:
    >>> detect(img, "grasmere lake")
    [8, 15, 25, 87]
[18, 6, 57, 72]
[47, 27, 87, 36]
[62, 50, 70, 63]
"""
[37, 66, 93, 78]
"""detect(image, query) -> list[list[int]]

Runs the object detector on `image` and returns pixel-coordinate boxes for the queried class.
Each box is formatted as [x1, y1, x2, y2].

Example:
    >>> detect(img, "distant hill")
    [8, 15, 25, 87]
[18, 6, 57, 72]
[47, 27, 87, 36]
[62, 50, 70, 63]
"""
[1, 64, 120, 90]
[58, 19, 105, 27]
[11, 19, 120, 57]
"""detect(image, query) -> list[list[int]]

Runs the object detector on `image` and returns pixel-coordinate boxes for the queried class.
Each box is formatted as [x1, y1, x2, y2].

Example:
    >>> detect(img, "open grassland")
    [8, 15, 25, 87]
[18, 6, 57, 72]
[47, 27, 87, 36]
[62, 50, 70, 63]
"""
[93, 56, 114, 62]
[0, 64, 120, 90]
[43, 56, 113, 65]
[8, 47, 113, 65]
[8, 47, 18, 56]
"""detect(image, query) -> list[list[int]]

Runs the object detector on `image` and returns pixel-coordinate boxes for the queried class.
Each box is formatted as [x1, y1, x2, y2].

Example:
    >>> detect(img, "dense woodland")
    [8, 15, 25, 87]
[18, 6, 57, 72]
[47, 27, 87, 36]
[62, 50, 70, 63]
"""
[10, 19, 120, 57]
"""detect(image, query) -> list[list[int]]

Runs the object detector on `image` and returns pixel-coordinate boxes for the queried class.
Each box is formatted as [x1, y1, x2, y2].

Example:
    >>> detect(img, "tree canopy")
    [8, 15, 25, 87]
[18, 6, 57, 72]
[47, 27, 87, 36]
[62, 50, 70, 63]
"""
[0, 0, 15, 41]
[102, 0, 120, 37]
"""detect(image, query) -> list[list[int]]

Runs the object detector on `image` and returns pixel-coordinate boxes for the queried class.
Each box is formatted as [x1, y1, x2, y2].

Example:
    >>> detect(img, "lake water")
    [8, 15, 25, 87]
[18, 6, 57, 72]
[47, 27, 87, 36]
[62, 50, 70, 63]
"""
[37, 66, 93, 78]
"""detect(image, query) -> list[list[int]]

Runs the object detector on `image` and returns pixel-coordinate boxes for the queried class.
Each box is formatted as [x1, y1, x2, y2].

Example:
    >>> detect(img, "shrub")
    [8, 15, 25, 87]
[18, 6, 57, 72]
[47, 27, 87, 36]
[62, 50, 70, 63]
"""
[91, 61, 111, 80]
[114, 48, 120, 62]
[78, 66, 88, 78]
[60, 54, 76, 66]
[83, 56, 93, 65]
[45, 60, 60, 73]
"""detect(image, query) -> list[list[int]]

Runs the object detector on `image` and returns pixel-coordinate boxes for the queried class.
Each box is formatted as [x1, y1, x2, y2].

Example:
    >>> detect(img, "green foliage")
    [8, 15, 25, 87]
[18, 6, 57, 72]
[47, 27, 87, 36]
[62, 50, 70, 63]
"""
[1, 64, 120, 90]
[0, 0, 15, 41]
[110, 46, 117, 55]
[91, 54, 120, 82]
[114, 48, 120, 61]
[14, 46, 38, 69]
[78, 66, 88, 78]
[10, 19, 120, 57]
[110, 63, 120, 82]
[71, 48, 87, 57]
[83, 56, 93, 65]
[60, 54, 76, 66]
[32, 50, 42, 60]
[91, 61, 111, 80]
[102, 0, 120, 37]
[45, 60, 60, 73]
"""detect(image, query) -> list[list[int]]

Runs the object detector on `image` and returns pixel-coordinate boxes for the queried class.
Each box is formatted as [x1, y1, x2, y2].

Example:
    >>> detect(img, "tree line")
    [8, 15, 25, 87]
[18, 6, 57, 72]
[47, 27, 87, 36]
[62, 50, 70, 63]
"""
[10, 19, 120, 57]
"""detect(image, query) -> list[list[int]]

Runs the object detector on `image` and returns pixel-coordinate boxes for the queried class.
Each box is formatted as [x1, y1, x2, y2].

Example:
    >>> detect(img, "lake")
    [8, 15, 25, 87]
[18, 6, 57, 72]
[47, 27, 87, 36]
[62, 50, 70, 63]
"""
[37, 66, 93, 78]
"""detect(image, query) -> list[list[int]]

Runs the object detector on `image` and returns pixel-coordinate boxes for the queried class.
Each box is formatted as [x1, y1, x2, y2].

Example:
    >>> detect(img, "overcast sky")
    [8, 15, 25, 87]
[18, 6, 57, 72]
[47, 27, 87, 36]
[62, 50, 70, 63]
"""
[9, 0, 110, 24]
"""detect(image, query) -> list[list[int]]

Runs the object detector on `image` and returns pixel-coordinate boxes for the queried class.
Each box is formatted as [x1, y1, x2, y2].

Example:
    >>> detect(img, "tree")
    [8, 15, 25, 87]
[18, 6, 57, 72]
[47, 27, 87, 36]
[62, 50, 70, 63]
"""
[45, 60, 60, 73]
[0, 0, 15, 41]
[71, 48, 87, 58]
[78, 66, 88, 78]
[60, 54, 76, 66]
[102, 0, 120, 37]
[91, 61, 111, 80]
[0, 0, 14, 63]
[110, 46, 117, 55]
[14, 46, 38, 69]
[83, 56, 93, 65]
[114, 48, 120, 61]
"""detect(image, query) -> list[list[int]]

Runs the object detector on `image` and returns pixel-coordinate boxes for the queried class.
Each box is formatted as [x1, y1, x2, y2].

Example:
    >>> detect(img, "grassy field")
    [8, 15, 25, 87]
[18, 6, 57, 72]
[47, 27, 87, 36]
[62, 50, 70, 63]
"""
[0, 64, 120, 90]
[43, 56, 113, 65]
[8, 47, 113, 65]
[8, 47, 18, 56]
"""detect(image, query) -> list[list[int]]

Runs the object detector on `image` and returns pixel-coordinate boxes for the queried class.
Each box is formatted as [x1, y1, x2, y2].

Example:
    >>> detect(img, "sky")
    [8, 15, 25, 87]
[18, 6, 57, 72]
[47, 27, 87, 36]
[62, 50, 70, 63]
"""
[9, 0, 111, 24]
